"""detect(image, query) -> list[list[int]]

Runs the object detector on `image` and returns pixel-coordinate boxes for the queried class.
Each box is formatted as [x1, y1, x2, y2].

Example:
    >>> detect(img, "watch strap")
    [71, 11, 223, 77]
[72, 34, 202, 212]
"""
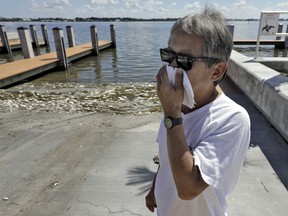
[171, 117, 182, 126]
[164, 116, 183, 129]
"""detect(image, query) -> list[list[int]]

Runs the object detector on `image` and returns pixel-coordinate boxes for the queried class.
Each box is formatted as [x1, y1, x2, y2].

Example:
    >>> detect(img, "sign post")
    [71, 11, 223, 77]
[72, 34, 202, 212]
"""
[255, 11, 288, 58]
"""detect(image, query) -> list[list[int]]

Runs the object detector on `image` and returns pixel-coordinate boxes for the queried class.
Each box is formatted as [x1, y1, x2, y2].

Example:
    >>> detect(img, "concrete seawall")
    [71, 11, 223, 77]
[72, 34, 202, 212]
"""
[228, 50, 288, 142]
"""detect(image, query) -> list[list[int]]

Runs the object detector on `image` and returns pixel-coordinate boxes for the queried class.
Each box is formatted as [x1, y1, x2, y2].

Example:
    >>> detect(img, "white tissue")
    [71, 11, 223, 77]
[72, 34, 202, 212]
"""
[165, 64, 196, 109]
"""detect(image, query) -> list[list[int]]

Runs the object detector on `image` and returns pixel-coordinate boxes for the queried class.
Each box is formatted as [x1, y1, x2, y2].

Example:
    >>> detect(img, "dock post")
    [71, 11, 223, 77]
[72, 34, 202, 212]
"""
[275, 24, 284, 49]
[110, 24, 116, 47]
[41, 24, 50, 47]
[29, 25, 39, 48]
[17, 27, 34, 59]
[52, 27, 68, 70]
[276, 23, 283, 40]
[90, 25, 99, 55]
[66, 25, 76, 47]
[285, 25, 288, 48]
[227, 24, 234, 39]
[0, 25, 6, 47]
[0, 25, 13, 61]
[0, 25, 10, 52]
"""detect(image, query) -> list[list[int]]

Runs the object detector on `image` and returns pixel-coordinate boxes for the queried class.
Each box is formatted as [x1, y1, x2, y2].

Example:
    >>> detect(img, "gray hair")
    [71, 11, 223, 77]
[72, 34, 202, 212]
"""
[169, 6, 233, 62]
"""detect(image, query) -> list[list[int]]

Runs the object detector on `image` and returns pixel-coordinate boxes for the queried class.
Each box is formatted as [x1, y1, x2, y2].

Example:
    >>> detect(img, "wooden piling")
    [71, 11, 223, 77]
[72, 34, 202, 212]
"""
[0, 25, 9, 52]
[227, 24, 234, 39]
[110, 24, 116, 48]
[0, 25, 13, 61]
[17, 27, 34, 59]
[52, 27, 68, 70]
[276, 24, 283, 40]
[66, 25, 76, 47]
[90, 25, 99, 55]
[275, 24, 284, 48]
[285, 25, 288, 48]
[41, 24, 50, 47]
[29, 25, 39, 48]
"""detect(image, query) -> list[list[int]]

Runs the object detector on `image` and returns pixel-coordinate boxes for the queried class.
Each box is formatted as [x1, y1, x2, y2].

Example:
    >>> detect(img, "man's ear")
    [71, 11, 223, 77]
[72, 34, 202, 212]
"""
[211, 63, 227, 82]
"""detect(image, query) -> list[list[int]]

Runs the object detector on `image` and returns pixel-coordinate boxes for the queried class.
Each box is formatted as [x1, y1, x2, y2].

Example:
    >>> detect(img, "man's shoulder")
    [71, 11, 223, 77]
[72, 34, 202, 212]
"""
[212, 93, 250, 124]
[215, 93, 247, 112]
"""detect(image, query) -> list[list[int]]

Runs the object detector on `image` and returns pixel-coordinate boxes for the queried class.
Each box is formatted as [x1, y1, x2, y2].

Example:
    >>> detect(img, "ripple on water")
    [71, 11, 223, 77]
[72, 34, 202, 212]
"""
[0, 82, 162, 115]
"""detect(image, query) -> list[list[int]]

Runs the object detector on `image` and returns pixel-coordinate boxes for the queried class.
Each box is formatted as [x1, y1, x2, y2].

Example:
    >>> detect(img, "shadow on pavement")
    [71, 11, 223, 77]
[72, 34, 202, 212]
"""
[126, 166, 156, 196]
[220, 76, 288, 190]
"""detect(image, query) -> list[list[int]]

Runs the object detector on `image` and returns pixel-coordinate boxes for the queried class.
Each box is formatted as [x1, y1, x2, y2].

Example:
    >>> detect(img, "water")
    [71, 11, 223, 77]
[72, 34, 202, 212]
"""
[0, 21, 287, 114]
[1, 21, 287, 82]
[0, 21, 174, 82]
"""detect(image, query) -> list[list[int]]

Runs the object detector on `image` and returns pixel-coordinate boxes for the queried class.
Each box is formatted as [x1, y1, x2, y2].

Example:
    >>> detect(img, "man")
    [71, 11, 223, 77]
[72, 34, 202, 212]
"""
[145, 6, 251, 216]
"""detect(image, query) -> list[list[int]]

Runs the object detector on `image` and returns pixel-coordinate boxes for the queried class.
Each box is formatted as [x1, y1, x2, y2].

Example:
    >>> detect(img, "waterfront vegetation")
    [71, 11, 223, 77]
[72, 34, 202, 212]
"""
[2, 17, 288, 22]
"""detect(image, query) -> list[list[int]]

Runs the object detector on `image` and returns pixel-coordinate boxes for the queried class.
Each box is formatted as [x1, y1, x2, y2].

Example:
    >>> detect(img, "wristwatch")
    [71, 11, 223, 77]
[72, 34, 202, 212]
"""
[164, 116, 183, 129]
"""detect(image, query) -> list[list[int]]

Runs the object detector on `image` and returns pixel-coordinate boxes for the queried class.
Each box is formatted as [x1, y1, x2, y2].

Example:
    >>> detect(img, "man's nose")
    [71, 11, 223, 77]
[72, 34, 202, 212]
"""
[168, 58, 179, 68]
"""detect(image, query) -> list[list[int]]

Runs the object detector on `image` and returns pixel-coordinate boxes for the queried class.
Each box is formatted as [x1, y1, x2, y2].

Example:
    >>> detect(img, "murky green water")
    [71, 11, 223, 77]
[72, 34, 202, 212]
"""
[0, 82, 161, 114]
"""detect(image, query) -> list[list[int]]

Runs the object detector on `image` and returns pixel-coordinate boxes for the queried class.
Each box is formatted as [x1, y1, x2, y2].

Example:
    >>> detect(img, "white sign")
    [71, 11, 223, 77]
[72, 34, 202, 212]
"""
[260, 13, 279, 35]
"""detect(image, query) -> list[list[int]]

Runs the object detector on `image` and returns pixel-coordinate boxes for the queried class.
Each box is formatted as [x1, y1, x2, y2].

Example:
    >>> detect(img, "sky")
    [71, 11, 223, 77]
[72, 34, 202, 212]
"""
[1, 0, 288, 19]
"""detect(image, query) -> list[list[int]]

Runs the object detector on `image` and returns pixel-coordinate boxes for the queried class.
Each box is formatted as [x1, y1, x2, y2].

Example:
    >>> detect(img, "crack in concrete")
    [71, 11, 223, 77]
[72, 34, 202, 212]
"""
[77, 200, 143, 216]
[261, 181, 270, 193]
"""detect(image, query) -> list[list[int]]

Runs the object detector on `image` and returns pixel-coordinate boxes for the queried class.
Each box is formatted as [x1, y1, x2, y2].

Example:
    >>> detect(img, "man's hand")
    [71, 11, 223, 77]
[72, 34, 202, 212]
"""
[145, 189, 157, 212]
[156, 66, 184, 117]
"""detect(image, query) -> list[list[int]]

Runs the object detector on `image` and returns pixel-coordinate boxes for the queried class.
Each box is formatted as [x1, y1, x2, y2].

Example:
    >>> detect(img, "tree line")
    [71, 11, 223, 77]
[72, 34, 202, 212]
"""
[1, 17, 288, 22]
[0, 17, 178, 22]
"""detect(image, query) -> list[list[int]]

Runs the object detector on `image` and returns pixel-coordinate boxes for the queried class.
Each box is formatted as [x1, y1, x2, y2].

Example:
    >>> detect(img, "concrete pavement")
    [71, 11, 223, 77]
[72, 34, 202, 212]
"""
[61, 76, 288, 216]
[1, 76, 288, 216]
[63, 119, 159, 216]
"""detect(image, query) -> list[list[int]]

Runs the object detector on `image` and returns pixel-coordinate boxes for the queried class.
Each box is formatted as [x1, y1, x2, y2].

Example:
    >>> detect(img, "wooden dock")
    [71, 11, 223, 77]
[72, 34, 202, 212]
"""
[233, 39, 285, 47]
[0, 38, 21, 47]
[0, 40, 113, 88]
[0, 39, 46, 52]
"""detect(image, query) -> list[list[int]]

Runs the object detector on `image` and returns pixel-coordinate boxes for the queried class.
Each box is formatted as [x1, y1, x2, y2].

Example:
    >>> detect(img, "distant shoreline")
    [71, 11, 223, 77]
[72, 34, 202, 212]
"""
[2, 17, 287, 23]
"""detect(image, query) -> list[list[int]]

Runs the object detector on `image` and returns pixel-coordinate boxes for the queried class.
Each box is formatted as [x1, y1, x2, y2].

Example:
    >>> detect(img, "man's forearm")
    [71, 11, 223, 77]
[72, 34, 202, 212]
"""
[150, 165, 159, 192]
[166, 125, 207, 200]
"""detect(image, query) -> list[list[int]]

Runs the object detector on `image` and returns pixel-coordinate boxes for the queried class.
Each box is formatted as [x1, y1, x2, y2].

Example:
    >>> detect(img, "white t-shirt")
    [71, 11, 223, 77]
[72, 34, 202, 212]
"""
[155, 93, 251, 216]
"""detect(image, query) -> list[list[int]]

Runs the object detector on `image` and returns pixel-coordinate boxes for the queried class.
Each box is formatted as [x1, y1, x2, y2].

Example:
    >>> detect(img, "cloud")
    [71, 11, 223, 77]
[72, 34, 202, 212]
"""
[123, 0, 142, 10]
[276, 1, 288, 7]
[123, 0, 163, 12]
[275, 1, 288, 10]
[28, 0, 284, 19]
[159, 7, 169, 13]
[74, 0, 120, 17]
[184, 2, 202, 13]
[220, 0, 259, 18]
[181, 0, 262, 19]
[234, 0, 246, 7]
[264, 2, 288, 19]
[30, 0, 39, 9]
[89, 0, 119, 5]
[81, 4, 97, 13]
[147, 0, 163, 6]
[31, 0, 70, 12]
[43, 0, 69, 9]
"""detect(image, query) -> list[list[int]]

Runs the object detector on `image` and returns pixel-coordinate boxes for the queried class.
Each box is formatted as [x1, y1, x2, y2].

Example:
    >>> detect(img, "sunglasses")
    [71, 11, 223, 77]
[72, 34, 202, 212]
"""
[160, 48, 220, 71]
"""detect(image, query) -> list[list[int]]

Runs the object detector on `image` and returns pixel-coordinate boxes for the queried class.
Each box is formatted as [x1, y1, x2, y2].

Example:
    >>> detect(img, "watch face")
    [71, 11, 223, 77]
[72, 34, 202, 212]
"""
[164, 117, 173, 129]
